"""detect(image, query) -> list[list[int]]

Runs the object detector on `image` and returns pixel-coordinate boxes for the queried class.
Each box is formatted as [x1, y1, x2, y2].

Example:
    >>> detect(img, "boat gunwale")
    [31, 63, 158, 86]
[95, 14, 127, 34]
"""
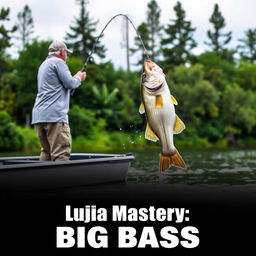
[0, 153, 135, 171]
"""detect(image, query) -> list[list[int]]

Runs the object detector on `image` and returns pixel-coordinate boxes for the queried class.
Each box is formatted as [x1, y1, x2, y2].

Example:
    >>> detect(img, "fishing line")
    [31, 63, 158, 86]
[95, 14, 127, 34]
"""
[81, 13, 150, 72]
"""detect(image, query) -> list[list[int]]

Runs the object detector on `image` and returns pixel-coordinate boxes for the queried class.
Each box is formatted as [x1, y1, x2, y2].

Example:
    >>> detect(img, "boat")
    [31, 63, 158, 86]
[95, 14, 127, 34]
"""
[0, 153, 134, 192]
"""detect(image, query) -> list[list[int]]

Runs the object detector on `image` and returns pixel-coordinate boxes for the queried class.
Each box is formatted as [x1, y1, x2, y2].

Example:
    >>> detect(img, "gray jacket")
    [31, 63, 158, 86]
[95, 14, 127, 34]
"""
[32, 55, 81, 124]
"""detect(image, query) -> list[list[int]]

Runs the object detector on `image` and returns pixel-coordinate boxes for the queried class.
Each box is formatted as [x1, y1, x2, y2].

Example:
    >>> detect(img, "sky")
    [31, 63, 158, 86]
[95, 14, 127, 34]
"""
[1, 0, 256, 70]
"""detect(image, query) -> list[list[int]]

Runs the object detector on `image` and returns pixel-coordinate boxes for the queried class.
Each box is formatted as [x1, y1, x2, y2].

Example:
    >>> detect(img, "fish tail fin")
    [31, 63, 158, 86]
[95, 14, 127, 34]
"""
[159, 150, 186, 172]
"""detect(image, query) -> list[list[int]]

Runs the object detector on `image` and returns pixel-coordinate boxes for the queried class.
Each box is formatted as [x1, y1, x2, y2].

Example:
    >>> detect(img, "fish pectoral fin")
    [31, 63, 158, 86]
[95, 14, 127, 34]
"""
[173, 115, 186, 134]
[160, 151, 186, 172]
[139, 102, 145, 114]
[145, 123, 159, 142]
[171, 95, 178, 105]
[155, 95, 163, 108]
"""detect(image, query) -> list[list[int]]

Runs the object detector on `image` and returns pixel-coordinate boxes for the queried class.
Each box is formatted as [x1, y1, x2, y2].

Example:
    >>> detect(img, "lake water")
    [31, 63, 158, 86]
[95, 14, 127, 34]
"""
[1, 147, 256, 186]
[126, 148, 256, 185]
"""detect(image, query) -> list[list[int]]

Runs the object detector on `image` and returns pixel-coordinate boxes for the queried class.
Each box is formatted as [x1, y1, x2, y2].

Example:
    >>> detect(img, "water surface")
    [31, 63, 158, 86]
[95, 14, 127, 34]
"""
[1, 148, 256, 186]
[127, 148, 256, 185]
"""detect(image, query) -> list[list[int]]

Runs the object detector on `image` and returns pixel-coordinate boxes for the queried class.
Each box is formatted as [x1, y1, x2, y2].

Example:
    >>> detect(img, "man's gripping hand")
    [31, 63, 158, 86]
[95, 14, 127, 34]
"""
[74, 71, 86, 81]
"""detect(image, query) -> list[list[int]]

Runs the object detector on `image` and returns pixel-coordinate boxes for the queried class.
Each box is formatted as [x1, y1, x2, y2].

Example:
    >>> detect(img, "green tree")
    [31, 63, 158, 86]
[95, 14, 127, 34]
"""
[130, 22, 150, 68]
[0, 111, 24, 151]
[0, 7, 17, 74]
[66, 56, 84, 77]
[91, 83, 119, 118]
[0, 8, 17, 53]
[196, 51, 236, 90]
[205, 4, 233, 60]
[161, 1, 196, 69]
[65, 0, 105, 62]
[238, 29, 256, 63]
[146, 0, 162, 61]
[236, 62, 256, 90]
[0, 8, 18, 120]
[222, 84, 256, 144]
[113, 71, 143, 131]
[169, 64, 220, 140]
[69, 105, 98, 137]
[0, 72, 18, 115]
[67, 59, 142, 131]
[15, 5, 34, 50]
[68, 60, 117, 109]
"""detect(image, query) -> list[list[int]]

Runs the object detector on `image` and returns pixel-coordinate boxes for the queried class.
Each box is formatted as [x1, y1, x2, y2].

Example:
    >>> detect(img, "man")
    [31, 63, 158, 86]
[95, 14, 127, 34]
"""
[32, 41, 86, 161]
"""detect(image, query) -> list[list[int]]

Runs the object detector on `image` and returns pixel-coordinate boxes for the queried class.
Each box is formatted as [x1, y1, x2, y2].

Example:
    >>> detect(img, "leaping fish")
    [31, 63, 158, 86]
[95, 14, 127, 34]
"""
[139, 60, 186, 172]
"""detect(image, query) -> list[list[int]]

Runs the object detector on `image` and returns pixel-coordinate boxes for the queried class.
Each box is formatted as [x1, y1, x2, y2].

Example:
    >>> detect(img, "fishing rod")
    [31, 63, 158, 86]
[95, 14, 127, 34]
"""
[81, 13, 150, 72]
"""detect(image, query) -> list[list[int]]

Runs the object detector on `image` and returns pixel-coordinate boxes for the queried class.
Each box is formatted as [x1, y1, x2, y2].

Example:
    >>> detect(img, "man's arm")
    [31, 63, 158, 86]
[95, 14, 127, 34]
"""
[56, 60, 86, 89]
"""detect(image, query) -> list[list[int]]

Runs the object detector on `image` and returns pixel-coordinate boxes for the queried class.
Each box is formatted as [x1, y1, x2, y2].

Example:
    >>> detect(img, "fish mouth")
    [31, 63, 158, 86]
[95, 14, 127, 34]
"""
[145, 82, 163, 92]
[144, 60, 155, 72]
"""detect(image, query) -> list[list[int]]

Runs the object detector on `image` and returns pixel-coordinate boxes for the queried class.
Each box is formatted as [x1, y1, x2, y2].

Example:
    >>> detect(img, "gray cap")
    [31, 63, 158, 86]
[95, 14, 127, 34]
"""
[48, 41, 73, 53]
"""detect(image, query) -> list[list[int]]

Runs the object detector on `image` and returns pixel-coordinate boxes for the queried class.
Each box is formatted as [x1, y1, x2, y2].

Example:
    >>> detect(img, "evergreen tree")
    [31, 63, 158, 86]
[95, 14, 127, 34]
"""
[161, 1, 196, 69]
[16, 5, 34, 50]
[0, 8, 17, 73]
[65, 0, 105, 62]
[205, 4, 232, 54]
[0, 8, 17, 53]
[130, 22, 150, 68]
[146, 0, 162, 61]
[238, 29, 256, 63]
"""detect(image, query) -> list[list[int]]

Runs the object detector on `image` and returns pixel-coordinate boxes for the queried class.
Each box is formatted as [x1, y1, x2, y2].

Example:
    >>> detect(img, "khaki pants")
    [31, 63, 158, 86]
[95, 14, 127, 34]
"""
[35, 123, 71, 161]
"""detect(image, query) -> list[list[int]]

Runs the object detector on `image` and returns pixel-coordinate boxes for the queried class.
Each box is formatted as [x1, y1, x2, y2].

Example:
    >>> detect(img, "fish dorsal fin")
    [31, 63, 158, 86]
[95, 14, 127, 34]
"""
[173, 115, 186, 134]
[171, 95, 178, 105]
[139, 102, 145, 114]
[155, 95, 163, 108]
[145, 123, 159, 142]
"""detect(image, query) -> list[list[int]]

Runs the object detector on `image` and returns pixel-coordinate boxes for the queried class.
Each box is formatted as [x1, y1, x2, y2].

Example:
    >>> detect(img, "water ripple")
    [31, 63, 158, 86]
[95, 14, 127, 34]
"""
[127, 148, 256, 185]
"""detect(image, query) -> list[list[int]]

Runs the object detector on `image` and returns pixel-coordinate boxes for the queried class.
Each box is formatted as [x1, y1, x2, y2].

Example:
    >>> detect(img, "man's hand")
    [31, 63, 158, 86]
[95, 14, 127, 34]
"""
[74, 71, 86, 81]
